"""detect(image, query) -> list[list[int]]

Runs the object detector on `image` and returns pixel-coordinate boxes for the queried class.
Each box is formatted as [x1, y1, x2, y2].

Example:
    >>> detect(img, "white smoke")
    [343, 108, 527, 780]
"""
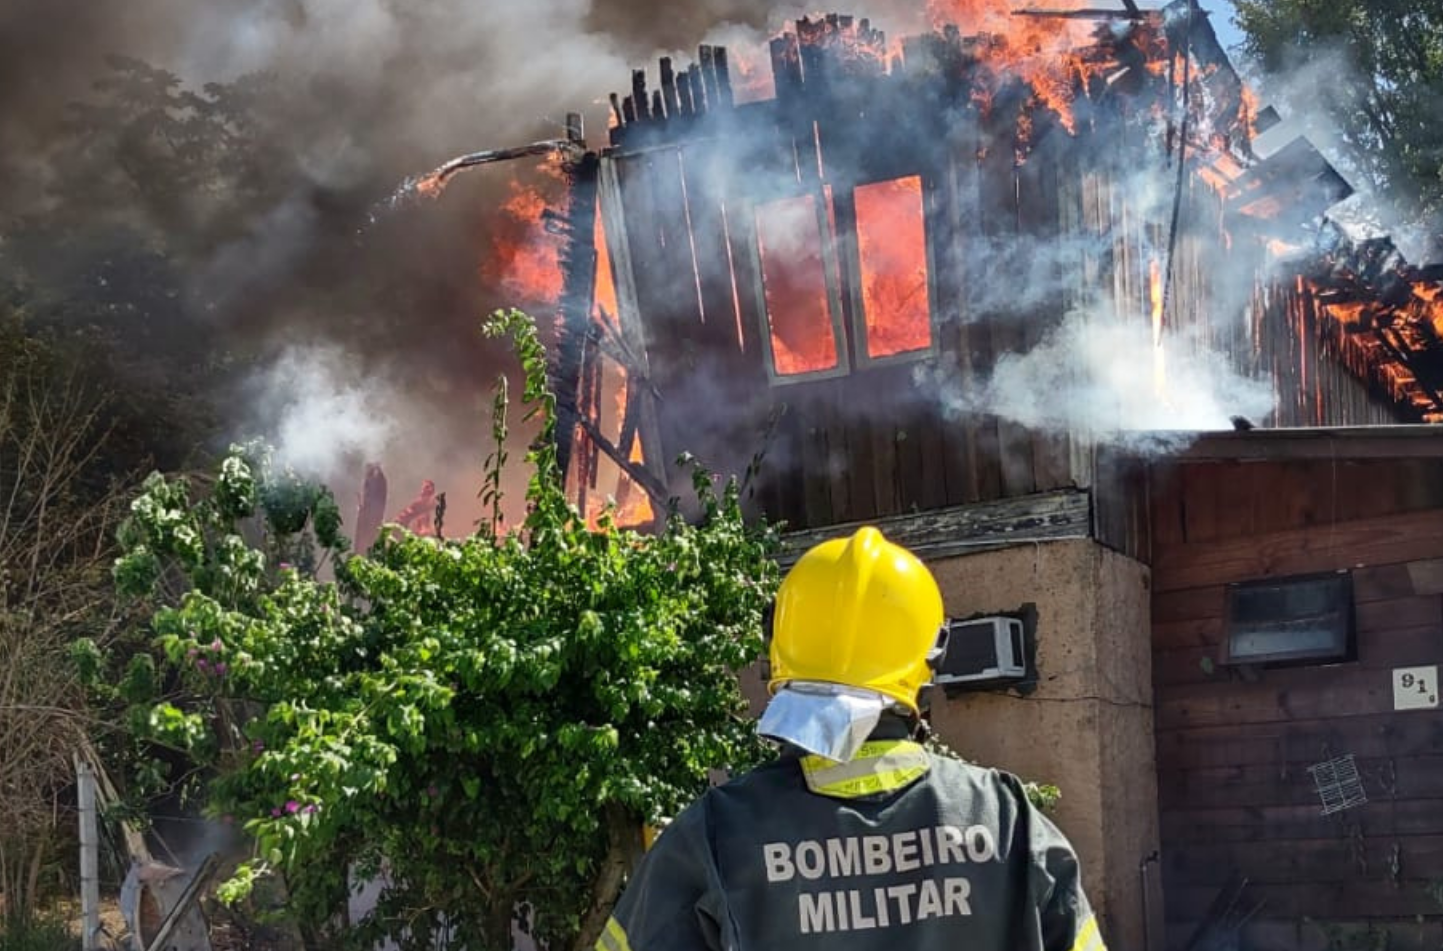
[257, 344, 399, 480]
[249, 341, 537, 536]
[918, 306, 1276, 441]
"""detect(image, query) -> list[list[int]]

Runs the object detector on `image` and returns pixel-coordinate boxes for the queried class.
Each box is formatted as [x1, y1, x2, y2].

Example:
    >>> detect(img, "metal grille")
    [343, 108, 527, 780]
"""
[1308, 754, 1367, 815]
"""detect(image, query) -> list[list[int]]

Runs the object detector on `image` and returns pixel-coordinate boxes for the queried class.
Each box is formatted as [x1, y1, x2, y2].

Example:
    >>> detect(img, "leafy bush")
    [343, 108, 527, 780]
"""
[106, 310, 779, 950]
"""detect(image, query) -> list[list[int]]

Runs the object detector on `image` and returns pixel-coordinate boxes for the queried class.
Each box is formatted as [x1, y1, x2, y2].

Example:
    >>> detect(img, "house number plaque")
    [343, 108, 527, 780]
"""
[1392, 666, 1439, 711]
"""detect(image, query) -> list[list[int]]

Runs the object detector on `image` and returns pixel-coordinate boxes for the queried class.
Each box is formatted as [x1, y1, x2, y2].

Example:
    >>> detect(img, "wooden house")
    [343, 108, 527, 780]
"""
[536, 1, 1443, 947]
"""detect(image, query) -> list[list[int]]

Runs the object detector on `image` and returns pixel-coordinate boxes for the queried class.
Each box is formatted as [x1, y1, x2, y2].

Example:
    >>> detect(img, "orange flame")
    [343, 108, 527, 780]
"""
[580, 209, 653, 531]
[755, 194, 840, 375]
[483, 164, 567, 308]
[730, 45, 777, 104]
[927, 0, 1099, 134]
[611, 370, 655, 528]
[593, 204, 618, 321]
[855, 176, 931, 359]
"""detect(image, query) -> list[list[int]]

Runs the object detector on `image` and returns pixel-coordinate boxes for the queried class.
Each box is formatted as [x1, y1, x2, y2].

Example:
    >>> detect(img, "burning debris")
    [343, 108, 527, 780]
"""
[377, 131, 586, 216]
[1286, 228, 1443, 422]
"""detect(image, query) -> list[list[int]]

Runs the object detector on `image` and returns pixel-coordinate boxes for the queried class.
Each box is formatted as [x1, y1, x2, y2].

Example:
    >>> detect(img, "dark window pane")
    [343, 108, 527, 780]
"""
[1225, 573, 1352, 665]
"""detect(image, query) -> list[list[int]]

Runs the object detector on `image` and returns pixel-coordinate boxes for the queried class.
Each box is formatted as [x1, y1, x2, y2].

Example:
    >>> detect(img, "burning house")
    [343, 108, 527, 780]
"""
[483, 0, 1443, 947]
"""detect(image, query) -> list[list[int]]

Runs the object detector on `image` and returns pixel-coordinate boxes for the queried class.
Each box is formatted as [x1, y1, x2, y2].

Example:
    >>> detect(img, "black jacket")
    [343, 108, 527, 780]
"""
[596, 728, 1105, 951]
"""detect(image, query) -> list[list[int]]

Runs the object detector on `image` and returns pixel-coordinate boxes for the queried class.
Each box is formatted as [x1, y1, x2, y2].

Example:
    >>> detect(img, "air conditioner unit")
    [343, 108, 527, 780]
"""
[933, 616, 1027, 687]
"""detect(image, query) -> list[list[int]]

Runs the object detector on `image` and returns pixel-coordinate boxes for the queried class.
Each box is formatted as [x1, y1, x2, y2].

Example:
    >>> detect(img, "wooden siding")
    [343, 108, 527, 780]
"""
[576, 14, 1418, 533]
[1150, 455, 1443, 943]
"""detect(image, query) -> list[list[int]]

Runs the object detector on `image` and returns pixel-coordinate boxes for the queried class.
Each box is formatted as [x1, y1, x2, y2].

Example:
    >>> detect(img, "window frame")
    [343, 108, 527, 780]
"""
[1221, 570, 1356, 667]
[838, 173, 941, 369]
[744, 189, 852, 386]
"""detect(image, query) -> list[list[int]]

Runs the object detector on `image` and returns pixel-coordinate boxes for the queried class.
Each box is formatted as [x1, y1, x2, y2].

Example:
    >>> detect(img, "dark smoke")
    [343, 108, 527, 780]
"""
[1, 0, 908, 528]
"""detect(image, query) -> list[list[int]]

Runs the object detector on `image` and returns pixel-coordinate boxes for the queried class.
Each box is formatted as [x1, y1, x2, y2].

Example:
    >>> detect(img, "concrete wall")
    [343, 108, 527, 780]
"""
[928, 540, 1159, 951]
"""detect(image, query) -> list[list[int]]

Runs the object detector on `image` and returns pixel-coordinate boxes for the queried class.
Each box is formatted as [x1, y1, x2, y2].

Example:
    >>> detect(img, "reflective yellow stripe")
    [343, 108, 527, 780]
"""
[595, 916, 632, 951]
[800, 739, 931, 798]
[1070, 915, 1106, 951]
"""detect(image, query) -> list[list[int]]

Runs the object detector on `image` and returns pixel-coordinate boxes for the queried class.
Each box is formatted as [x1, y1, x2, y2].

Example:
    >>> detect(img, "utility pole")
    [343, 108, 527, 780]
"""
[75, 753, 100, 950]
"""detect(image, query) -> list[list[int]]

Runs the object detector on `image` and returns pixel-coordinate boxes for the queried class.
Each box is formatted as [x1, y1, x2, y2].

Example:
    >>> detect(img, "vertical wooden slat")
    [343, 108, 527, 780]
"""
[1019, 125, 1073, 492]
[954, 104, 998, 501]
[660, 57, 680, 118]
[825, 380, 856, 522]
[979, 88, 1034, 498]
[800, 394, 834, 527]
[598, 156, 668, 495]
[632, 69, 651, 122]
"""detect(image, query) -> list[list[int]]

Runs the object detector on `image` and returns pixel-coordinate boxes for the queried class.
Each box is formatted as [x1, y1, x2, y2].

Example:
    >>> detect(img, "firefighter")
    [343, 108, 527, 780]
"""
[596, 526, 1106, 951]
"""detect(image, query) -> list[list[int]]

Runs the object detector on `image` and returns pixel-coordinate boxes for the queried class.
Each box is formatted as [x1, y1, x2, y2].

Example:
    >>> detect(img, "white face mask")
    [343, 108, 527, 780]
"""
[756, 681, 891, 764]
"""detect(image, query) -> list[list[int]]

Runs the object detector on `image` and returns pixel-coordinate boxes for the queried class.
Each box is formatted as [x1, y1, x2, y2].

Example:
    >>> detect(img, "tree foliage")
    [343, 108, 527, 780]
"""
[107, 310, 779, 950]
[1233, 0, 1443, 218]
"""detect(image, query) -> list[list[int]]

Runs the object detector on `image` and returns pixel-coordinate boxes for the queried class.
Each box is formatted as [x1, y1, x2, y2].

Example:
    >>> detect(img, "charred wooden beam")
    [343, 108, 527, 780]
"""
[632, 69, 651, 121]
[577, 415, 670, 507]
[770, 33, 803, 100]
[677, 67, 696, 116]
[553, 155, 601, 485]
[660, 57, 681, 117]
[699, 45, 722, 111]
[621, 95, 637, 124]
[651, 89, 665, 121]
[713, 47, 734, 108]
[797, 18, 828, 91]
[404, 139, 584, 195]
[686, 64, 707, 112]
[777, 489, 1094, 566]
[566, 112, 585, 145]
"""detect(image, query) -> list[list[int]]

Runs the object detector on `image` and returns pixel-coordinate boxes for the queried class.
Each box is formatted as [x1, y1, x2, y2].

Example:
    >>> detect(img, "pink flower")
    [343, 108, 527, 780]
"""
[303, 804, 319, 814]
[271, 807, 282, 817]
[196, 658, 209, 671]
[210, 638, 223, 652]
[251, 739, 265, 752]
[186, 647, 198, 659]
[285, 801, 300, 814]
[214, 662, 228, 676]
[290, 773, 300, 781]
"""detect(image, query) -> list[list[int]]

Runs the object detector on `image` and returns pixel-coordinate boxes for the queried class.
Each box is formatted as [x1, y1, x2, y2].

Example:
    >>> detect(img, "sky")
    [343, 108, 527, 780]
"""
[1199, 0, 1248, 61]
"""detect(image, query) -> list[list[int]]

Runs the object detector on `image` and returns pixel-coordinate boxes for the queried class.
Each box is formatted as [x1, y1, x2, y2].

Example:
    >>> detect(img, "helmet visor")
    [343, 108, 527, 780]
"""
[756, 682, 890, 763]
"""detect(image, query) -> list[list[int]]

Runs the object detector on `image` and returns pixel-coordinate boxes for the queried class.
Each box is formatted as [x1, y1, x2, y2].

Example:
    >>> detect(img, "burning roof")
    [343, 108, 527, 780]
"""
[517, 0, 1443, 528]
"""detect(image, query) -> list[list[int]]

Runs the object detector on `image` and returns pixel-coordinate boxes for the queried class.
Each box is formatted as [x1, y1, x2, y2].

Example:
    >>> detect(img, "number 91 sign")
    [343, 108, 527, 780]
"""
[1393, 666, 1439, 711]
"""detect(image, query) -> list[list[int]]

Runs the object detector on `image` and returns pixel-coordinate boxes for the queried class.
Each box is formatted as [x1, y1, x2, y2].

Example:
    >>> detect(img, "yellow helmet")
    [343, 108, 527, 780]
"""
[769, 526, 945, 713]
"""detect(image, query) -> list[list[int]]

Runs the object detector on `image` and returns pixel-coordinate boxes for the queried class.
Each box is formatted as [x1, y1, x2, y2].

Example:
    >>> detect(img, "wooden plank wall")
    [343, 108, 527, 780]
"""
[1150, 456, 1443, 946]
[591, 25, 1419, 534]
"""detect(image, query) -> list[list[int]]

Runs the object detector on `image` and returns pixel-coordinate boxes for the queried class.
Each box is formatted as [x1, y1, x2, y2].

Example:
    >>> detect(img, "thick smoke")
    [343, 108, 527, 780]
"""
[0, 0, 873, 528]
[0, 0, 1346, 517]
[253, 345, 400, 478]
[917, 307, 1276, 442]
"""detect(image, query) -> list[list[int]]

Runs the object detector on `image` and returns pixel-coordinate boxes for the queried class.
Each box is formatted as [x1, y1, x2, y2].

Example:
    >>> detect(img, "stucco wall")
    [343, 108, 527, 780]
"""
[928, 540, 1159, 951]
